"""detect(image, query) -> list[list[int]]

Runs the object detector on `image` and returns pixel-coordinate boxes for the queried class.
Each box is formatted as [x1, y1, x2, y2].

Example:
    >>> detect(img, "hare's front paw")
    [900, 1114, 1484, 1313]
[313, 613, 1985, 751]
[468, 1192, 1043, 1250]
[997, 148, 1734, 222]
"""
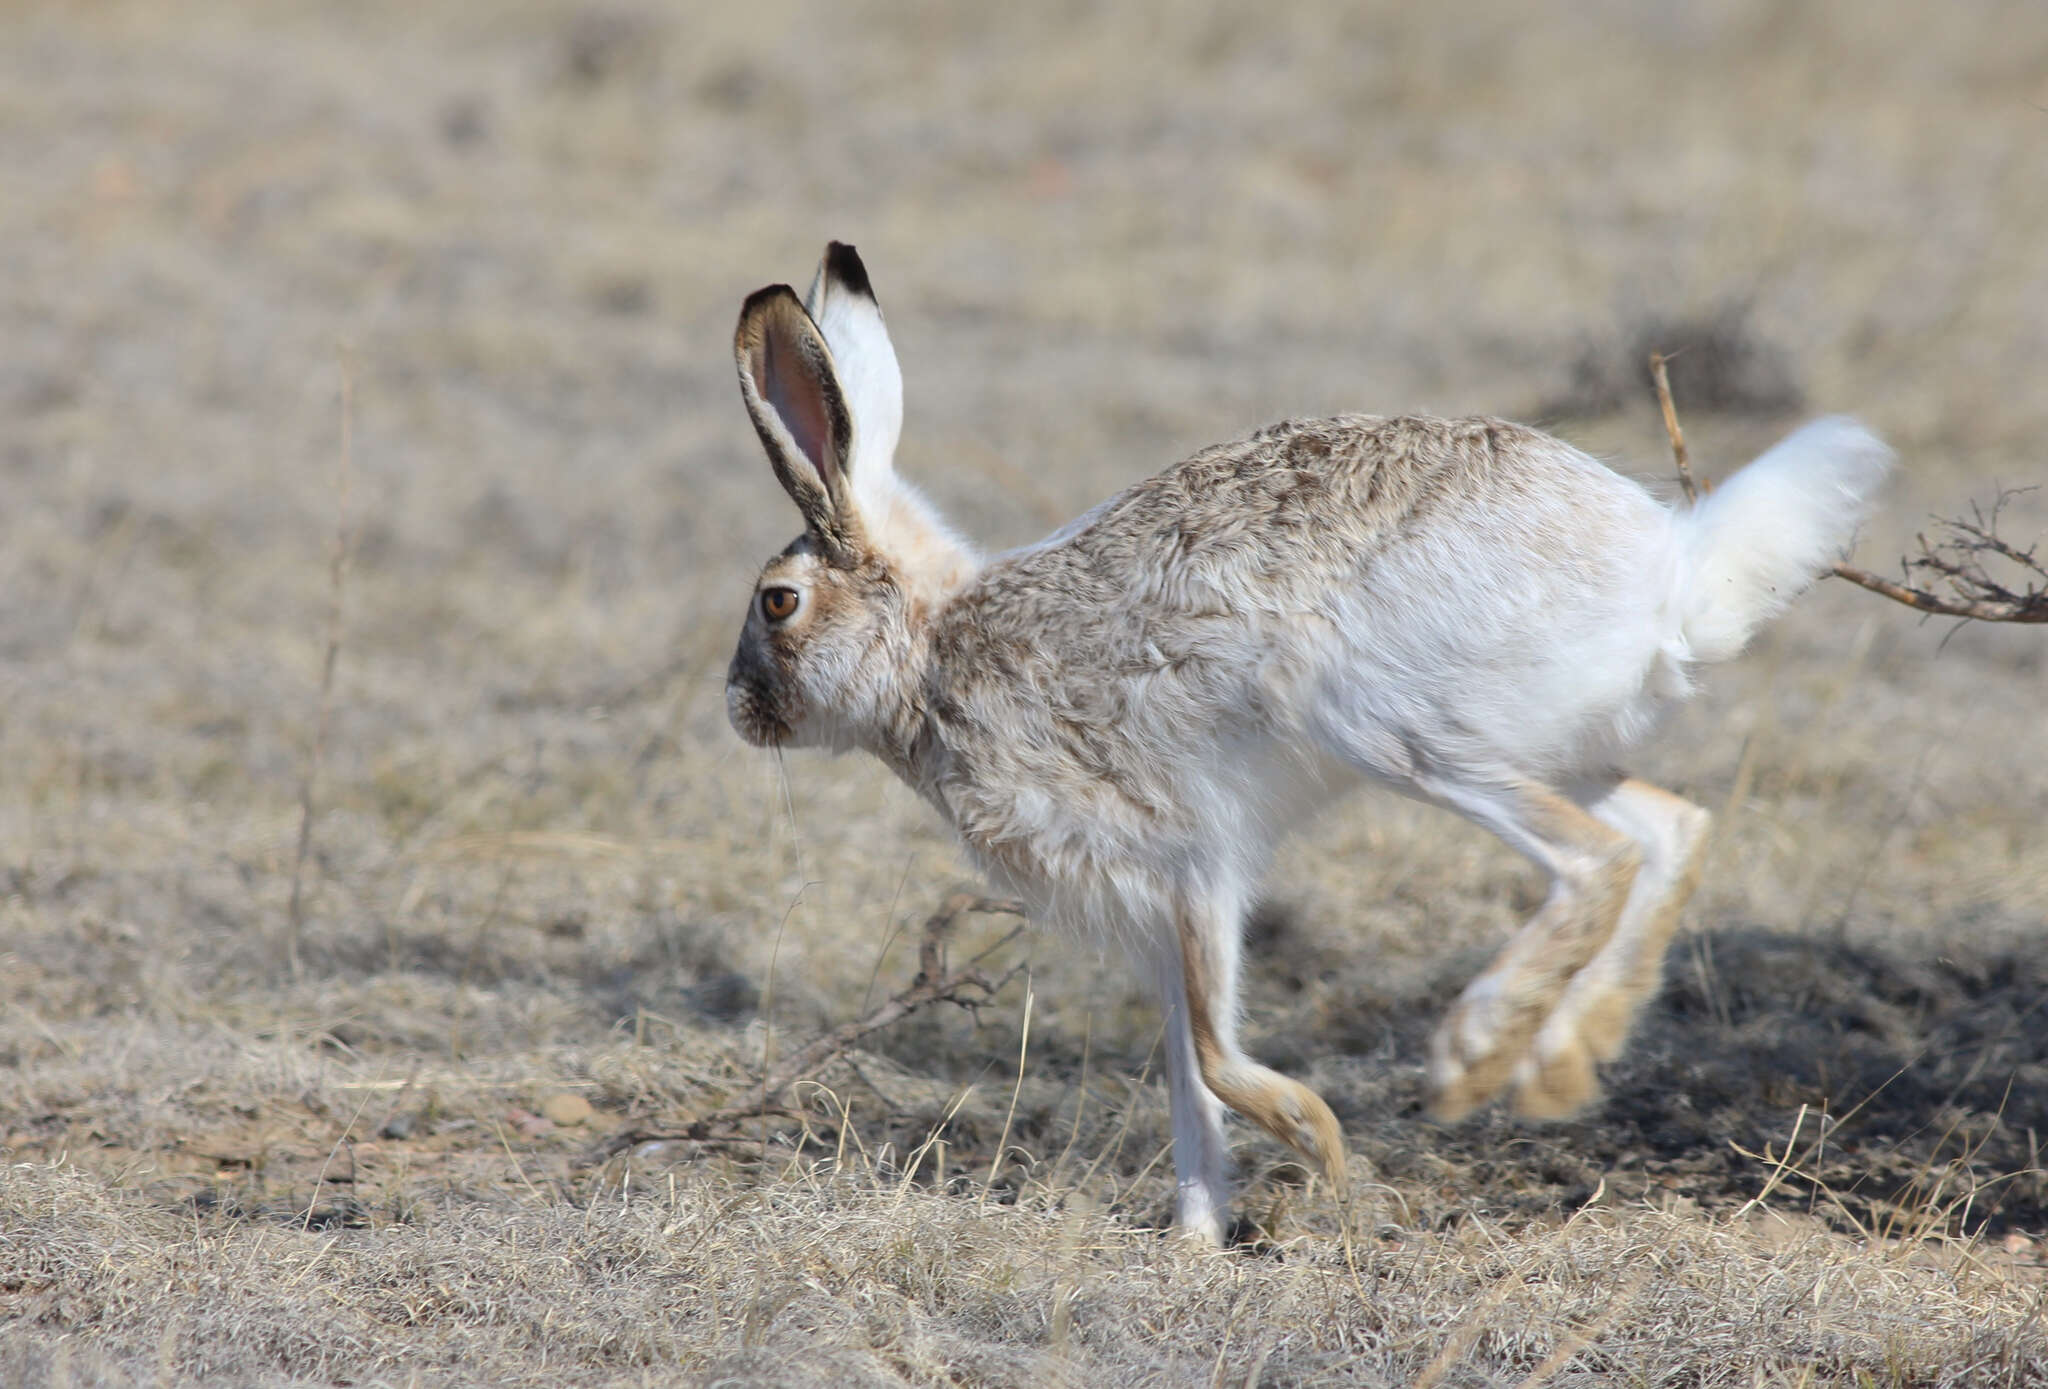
[1173, 1179, 1229, 1248]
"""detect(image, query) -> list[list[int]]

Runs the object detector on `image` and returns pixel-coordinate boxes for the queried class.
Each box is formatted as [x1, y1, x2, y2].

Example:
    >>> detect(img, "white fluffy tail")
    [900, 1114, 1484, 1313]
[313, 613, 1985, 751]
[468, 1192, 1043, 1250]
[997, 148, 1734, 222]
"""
[1673, 416, 1894, 663]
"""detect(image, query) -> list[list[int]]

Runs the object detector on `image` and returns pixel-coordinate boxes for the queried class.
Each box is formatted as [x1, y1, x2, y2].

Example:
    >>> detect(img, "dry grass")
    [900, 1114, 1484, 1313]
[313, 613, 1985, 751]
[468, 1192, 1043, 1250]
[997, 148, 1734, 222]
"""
[3, 0, 2047, 1384]
[1, 1159, 2038, 1387]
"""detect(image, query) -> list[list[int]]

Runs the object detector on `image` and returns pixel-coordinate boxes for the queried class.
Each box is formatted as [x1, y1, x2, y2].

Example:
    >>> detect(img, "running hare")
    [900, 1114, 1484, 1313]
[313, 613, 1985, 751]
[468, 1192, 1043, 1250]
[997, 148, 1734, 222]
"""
[725, 243, 1891, 1244]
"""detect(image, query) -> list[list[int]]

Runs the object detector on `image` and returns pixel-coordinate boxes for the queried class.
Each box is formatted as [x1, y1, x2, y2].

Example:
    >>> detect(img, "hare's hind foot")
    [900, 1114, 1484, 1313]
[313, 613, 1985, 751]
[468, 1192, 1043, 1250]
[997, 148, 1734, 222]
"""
[1508, 781, 1712, 1118]
[1421, 779, 1644, 1122]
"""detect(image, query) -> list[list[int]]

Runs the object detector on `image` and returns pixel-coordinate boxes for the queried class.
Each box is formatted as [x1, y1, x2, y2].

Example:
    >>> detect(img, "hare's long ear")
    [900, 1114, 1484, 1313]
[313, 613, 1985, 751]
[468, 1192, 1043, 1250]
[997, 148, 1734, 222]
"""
[803, 242, 903, 513]
[734, 284, 864, 562]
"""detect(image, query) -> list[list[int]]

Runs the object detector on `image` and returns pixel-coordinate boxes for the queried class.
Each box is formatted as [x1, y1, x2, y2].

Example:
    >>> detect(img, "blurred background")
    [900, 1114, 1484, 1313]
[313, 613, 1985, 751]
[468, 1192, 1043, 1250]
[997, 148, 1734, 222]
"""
[3, 0, 2046, 1296]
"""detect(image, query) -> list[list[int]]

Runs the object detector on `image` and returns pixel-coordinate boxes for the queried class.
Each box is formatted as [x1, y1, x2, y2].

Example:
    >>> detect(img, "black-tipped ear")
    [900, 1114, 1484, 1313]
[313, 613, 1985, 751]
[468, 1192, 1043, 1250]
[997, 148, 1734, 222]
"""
[804, 241, 875, 316]
[800, 242, 903, 493]
[734, 285, 864, 561]
[823, 242, 873, 301]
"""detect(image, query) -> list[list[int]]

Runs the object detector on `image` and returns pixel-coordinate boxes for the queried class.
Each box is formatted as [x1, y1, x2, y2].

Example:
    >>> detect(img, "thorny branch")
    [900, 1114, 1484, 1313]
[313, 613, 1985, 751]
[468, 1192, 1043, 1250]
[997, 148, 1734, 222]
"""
[586, 894, 1028, 1164]
[1829, 492, 2048, 624]
[1648, 355, 2047, 624]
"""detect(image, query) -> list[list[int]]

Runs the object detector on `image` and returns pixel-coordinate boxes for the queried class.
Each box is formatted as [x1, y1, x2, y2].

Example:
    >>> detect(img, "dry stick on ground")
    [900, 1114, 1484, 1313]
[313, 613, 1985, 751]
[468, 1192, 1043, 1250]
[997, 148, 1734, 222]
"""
[1646, 354, 2048, 624]
[286, 359, 358, 980]
[588, 894, 1029, 1163]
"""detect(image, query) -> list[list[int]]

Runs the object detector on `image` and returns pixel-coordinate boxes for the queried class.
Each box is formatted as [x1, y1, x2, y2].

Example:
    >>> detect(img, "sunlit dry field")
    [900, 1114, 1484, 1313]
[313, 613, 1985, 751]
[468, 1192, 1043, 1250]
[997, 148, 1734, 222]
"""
[3, 2, 2047, 1384]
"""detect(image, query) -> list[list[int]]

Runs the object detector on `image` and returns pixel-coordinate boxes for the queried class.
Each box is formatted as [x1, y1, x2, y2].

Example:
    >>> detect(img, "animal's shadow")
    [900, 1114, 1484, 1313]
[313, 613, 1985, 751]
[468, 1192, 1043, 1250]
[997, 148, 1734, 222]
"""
[1304, 919, 2048, 1237]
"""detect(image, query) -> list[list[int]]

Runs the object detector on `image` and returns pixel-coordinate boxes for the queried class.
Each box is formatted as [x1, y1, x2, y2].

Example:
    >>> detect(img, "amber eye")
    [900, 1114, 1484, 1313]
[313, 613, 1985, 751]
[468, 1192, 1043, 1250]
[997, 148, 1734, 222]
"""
[759, 586, 800, 623]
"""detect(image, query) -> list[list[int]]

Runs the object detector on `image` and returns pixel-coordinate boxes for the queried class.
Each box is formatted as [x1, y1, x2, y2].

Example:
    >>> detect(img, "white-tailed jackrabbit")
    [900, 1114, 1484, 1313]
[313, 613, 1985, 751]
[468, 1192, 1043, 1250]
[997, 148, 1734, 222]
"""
[725, 243, 1892, 1245]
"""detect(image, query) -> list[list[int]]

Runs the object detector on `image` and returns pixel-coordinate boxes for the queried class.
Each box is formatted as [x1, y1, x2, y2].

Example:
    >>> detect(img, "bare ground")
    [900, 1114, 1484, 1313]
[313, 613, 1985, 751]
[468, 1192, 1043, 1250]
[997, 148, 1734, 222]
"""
[3, 1, 2047, 1384]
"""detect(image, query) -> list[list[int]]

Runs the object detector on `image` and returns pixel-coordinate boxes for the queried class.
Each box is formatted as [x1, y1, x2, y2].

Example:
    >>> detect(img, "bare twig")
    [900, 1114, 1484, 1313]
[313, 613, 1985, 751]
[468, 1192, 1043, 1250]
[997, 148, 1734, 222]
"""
[286, 359, 358, 980]
[1647, 351, 1701, 503]
[1648, 352, 2046, 624]
[1830, 490, 2047, 623]
[586, 894, 1028, 1163]
[1824, 561, 2040, 621]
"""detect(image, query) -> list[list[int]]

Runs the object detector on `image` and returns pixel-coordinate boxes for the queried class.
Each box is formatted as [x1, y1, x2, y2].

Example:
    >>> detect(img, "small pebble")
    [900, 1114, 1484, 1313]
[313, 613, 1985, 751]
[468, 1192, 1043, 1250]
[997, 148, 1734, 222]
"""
[541, 1093, 595, 1127]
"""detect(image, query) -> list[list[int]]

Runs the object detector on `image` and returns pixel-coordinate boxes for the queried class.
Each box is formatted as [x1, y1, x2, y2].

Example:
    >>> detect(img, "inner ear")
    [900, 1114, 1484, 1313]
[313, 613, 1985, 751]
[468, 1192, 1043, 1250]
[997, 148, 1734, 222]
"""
[751, 329, 844, 497]
[735, 284, 865, 563]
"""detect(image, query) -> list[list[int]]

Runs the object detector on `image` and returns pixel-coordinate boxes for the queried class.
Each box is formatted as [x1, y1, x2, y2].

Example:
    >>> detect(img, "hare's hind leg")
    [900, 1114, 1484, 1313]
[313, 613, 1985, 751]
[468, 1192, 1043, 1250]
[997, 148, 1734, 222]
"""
[1511, 777, 1711, 1118]
[1165, 891, 1348, 1239]
[1419, 775, 1643, 1122]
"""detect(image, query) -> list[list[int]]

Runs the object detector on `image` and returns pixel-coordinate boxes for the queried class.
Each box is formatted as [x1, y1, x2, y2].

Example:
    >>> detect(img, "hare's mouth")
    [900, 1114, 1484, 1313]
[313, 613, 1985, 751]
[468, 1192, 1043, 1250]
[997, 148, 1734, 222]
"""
[725, 682, 790, 747]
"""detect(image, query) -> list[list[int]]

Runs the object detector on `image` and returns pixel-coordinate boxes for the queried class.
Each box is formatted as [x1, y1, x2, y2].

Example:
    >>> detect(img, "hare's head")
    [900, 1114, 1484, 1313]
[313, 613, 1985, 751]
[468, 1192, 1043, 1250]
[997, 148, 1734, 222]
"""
[726, 244, 976, 753]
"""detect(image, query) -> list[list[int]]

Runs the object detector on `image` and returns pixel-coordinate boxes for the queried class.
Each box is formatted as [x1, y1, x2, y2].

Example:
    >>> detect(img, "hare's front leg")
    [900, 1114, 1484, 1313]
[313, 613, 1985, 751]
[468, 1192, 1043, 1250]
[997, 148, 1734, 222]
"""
[1152, 936, 1232, 1245]
[1159, 890, 1348, 1246]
